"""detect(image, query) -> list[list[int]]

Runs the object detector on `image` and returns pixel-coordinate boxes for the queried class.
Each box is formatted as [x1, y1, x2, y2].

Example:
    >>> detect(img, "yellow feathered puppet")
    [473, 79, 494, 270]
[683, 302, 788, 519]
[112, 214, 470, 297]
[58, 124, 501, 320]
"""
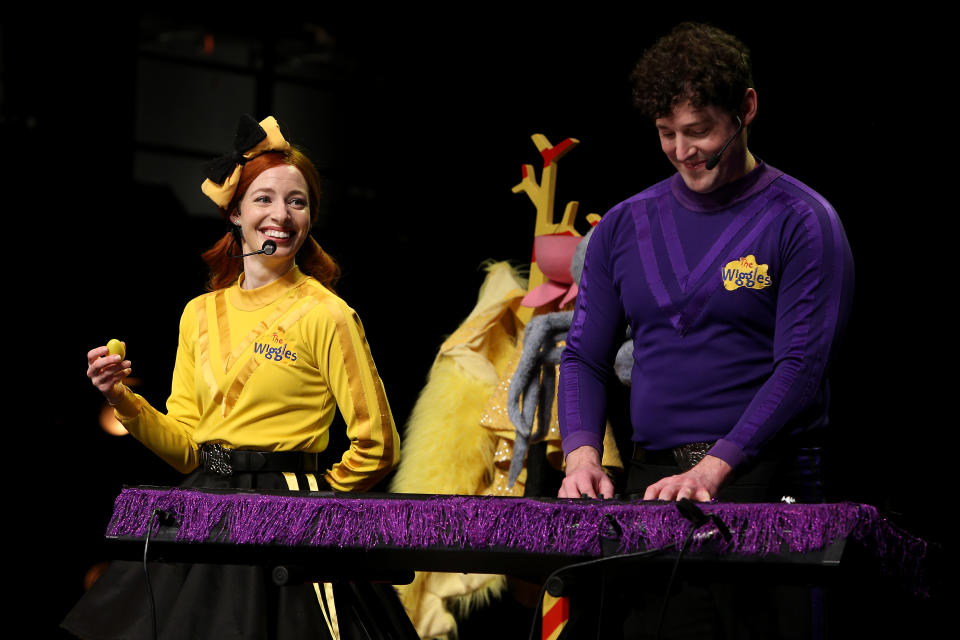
[390, 135, 623, 639]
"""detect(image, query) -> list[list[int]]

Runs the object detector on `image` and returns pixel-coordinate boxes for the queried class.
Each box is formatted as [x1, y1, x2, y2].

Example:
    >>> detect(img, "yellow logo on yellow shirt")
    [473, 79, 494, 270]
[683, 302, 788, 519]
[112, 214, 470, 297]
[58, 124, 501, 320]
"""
[253, 332, 298, 362]
[721, 255, 772, 291]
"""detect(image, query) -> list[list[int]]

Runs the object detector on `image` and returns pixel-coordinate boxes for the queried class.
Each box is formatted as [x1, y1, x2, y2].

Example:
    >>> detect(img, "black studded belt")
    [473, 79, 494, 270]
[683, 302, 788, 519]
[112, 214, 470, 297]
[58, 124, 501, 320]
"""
[199, 443, 320, 477]
[632, 442, 714, 472]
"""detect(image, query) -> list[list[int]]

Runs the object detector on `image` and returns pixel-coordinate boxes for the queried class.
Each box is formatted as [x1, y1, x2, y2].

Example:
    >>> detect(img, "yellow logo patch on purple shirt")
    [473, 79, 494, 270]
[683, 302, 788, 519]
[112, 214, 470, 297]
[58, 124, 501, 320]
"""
[721, 255, 772, 291]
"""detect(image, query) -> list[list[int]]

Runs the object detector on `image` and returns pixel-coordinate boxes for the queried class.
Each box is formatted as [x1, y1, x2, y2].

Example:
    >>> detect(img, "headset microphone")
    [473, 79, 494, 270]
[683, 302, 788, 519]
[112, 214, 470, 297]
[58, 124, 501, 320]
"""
[705, 115, 743, 171]
[229, 240, 278, 259]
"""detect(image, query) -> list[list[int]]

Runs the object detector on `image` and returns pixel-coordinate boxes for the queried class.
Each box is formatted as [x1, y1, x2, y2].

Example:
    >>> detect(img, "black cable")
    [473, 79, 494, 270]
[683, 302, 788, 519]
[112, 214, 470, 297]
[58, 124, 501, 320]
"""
[523, 499, 730, 640]
[595, 572, 606, 640]
[654, 499, 731, 639]
[143, 507, 162, 640]
[654, 524, 698, 640]
[525, 545, 676, 640]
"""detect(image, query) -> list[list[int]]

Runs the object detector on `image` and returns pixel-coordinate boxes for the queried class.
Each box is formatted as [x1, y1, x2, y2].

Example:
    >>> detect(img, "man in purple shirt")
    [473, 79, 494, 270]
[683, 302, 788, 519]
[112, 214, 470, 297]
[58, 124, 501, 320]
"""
[558, 22, 853, 504]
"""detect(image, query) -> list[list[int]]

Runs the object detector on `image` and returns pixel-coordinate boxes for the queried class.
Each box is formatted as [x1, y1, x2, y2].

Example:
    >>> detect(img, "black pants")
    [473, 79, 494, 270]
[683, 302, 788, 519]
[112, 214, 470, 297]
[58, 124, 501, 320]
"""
[563, 446, 824, 640]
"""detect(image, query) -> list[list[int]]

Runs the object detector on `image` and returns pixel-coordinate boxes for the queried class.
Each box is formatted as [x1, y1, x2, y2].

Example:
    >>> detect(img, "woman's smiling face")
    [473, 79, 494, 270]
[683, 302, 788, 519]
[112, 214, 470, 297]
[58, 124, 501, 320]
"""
[232, 164, 311, 260]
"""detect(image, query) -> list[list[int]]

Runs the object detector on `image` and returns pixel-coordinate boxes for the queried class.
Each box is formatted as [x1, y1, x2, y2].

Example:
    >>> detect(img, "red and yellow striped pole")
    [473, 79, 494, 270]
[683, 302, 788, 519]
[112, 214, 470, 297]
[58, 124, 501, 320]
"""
[542, 593, 569, 640]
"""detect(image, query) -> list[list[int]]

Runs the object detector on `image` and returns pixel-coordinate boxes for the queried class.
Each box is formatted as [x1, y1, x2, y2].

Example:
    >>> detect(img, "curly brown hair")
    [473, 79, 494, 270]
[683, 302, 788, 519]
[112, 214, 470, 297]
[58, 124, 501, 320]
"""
[630, 22, 753, 120]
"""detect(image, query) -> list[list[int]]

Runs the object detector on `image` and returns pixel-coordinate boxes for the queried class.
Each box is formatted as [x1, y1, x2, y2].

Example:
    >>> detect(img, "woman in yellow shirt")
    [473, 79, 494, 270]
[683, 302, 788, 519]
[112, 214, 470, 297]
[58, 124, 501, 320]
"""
[65, 115, 404, 640]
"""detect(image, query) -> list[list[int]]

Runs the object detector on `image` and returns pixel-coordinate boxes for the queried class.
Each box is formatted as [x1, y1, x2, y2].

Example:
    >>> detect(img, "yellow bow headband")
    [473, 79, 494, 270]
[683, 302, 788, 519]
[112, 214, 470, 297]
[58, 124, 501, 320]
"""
[200, 115, 292, 209]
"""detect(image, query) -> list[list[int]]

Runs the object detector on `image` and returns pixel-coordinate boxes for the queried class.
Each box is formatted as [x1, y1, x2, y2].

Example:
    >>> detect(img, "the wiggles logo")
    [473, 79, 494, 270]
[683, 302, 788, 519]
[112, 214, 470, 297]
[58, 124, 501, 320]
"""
[253, 332, 298, 362]
[721, 255, 772, 291]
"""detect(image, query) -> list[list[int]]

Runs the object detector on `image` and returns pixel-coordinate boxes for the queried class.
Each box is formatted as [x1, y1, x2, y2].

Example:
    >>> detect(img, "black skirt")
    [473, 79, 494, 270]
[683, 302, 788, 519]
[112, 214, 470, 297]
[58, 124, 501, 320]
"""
[61, 468, 416, 640]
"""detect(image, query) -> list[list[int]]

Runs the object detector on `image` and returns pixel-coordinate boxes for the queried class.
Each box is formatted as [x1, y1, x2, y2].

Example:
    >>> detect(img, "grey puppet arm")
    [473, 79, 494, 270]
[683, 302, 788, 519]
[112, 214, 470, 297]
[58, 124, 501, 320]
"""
[506, 310, 573, 487]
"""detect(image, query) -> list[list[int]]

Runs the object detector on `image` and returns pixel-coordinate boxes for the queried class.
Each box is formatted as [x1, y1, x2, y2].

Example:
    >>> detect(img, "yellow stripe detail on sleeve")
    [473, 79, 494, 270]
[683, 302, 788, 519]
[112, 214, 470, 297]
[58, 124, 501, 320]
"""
[214, 290, 232, 371]
[195, 297, 224, 407]
[315, 293, 398, 491]
[356, 315, 396, 473]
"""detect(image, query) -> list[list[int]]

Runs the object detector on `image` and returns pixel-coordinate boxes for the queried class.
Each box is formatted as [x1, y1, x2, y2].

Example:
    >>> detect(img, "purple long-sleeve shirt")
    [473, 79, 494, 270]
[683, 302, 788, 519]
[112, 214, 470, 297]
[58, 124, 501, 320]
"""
[558, 163, 853, 469]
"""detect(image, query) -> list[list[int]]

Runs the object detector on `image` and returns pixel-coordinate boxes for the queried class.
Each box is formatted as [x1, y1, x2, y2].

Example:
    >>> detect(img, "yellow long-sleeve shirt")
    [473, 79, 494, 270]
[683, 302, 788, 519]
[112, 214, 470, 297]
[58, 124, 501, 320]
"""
[113, 267, 400, 491]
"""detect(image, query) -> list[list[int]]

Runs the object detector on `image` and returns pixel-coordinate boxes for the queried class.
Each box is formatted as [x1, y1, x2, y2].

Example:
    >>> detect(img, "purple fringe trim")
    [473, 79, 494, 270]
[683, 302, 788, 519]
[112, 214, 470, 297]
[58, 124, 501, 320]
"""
[108, 488, 928, 594]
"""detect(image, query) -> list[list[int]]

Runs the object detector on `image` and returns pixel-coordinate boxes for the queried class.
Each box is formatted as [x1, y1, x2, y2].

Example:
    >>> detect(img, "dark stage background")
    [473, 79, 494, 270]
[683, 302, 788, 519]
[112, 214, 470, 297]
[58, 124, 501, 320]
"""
[4, 9, 947, 636]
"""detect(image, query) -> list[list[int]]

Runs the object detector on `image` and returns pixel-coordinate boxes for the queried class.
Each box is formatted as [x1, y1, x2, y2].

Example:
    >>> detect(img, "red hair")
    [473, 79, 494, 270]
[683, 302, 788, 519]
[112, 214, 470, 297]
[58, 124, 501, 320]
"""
[201, 148, 340, 291]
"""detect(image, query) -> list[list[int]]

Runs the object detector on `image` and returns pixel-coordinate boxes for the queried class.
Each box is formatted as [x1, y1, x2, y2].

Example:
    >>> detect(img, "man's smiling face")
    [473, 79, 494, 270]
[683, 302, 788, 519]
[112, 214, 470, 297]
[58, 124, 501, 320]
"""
[656, 98, 750, 193]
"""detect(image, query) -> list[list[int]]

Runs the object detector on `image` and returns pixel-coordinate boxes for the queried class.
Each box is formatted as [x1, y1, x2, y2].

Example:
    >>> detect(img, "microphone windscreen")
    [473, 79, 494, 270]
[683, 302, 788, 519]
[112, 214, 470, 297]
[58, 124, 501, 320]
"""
[705, 154, 721, 170]
[262, 240, 277, 256]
